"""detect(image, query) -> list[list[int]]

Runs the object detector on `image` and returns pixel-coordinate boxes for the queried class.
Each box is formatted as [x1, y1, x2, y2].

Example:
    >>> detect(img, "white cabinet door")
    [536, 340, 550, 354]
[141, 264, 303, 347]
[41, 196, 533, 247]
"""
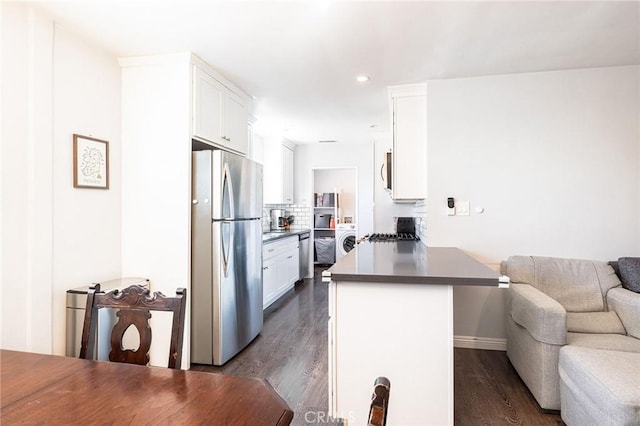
[389, 84, 427, 201]
[263, 141, 282, 204]
[264, 142, 295, 204]
[262, 237, 298, 309]
[282, 146, 294, 204]
[225, 90, 248, 155]
[193, 66, 224, 145]
[193, 66, 248, 155]
[276, 243, 299, 293]
[249, 129, 264, 165]
[262, 257, 278, 310]
[283, 246, 299, 285]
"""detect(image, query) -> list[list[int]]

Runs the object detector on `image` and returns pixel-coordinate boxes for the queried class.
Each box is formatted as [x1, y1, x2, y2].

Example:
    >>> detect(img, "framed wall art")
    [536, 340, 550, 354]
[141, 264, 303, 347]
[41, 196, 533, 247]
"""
[73, 134, 109, 189]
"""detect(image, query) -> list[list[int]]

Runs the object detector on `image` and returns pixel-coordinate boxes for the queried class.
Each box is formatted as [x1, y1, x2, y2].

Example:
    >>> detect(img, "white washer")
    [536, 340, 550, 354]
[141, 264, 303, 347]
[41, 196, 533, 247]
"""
[335, 223, 357, 260]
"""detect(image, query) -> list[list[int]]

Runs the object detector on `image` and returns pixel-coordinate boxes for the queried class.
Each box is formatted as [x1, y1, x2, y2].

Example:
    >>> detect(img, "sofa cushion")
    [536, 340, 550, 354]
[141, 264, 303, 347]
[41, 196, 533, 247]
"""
[607, 287, 640, 339]
[566, 311, 625, 334]
[608, 260, 621, 280]
[567, 332, 640, 353]
[502, 256, 621, 312]
[559, 346, 640, 426]
[618, 257, 640, 293]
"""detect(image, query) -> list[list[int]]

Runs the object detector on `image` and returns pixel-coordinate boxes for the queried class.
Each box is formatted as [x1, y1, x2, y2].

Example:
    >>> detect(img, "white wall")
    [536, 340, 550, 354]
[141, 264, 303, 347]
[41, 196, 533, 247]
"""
[427, 66, 640, 343]
[1, 3, 122, 354]
[294, 143, 375, 235]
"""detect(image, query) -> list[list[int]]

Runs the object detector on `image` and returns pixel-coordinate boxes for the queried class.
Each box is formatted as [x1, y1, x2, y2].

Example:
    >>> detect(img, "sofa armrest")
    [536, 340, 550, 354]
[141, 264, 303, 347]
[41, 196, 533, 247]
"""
[509, 283, 567, 345]
[607, 286, 640, 339]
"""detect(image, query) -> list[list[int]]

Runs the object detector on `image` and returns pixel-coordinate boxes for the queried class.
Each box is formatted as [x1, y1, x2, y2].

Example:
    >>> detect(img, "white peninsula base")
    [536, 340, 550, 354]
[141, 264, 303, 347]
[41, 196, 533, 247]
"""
[328, 280, 453, 426]
[325, 245, 508, 426]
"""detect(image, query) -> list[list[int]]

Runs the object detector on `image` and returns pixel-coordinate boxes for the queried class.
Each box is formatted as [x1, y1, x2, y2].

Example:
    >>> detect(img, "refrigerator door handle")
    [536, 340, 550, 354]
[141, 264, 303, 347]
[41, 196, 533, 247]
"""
[221, 221, 234, 277]
[222, 162, 235, 220]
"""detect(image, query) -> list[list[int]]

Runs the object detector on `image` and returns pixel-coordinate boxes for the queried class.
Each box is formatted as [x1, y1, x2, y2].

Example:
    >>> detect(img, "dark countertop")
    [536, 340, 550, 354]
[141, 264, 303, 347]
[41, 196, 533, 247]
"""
[262, 229, 310, 244]
[325, 243, 508, 287]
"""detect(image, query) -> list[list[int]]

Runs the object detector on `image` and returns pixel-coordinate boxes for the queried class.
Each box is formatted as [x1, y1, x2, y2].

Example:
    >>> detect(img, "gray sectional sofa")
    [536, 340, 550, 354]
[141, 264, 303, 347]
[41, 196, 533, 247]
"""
[501, 256, 640, 424]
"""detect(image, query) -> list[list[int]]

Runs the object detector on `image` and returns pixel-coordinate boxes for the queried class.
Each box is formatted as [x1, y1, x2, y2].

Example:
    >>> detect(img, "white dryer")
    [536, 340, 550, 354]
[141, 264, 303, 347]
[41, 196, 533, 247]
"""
[335, 223, 357, 260]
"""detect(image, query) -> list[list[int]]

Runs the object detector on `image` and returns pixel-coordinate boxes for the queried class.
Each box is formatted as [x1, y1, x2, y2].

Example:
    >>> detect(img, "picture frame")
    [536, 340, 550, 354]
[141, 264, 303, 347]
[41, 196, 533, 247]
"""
[343, 215, 354, 224]
[73, 134, 109, 189]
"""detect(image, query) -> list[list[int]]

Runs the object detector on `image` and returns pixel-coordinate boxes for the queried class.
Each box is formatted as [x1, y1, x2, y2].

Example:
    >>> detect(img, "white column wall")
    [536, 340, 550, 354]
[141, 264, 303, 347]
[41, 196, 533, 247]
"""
[120, 54, 192, 367]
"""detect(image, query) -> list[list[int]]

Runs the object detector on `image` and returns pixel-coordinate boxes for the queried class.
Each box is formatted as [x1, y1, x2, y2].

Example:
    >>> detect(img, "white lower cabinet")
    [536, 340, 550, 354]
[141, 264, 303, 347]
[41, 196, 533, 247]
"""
[263, 236, 299, 309]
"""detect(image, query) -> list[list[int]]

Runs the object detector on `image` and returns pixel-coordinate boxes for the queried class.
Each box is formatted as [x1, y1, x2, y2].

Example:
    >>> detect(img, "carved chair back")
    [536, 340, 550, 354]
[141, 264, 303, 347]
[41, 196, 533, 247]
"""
[79, 284, 187, 369]
[368, 376, 390, 426]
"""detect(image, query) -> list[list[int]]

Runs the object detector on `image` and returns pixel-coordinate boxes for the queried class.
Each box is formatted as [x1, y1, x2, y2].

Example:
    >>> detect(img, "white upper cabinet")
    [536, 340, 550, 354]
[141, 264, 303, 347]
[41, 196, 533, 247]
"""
[225, 90, 248, 154]
[193, 67, 224, 144]
[264, 140, 295, 204]
[193, 66, 248, 155]
[247, 122, 264, 165]
[389, 84, 427, 201]
[282, 145, 294, 204]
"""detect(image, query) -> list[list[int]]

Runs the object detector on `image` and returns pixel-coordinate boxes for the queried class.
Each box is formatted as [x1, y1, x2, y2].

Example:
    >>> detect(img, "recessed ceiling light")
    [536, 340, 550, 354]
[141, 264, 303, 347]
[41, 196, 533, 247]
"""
[356, 75, 370, 83]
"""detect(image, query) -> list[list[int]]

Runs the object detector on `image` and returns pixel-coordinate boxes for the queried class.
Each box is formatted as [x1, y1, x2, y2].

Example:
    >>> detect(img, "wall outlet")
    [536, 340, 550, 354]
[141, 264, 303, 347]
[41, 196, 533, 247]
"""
[456, 201, 470, 216]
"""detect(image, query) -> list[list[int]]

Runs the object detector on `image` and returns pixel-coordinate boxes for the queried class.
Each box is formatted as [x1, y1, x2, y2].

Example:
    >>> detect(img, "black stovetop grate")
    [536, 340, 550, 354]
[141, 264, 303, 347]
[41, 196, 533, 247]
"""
[366, 233, 420, 242]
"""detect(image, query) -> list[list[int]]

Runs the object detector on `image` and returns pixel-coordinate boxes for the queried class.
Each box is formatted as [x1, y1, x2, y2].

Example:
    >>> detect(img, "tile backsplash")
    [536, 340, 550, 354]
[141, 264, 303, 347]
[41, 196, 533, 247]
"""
[263, 204, 311, 232]
[413, 202, 427, 245]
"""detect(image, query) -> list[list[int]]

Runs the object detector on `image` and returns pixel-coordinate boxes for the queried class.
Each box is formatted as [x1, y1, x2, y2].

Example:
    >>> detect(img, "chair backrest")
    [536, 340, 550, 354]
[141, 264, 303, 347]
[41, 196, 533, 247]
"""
[79, 284, 187, 369]
[368, 376, 390, 426]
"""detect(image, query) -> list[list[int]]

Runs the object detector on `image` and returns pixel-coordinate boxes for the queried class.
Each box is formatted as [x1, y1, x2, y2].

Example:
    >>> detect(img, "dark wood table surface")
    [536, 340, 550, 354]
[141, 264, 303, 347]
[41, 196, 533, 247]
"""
[1, 349, 293, 425]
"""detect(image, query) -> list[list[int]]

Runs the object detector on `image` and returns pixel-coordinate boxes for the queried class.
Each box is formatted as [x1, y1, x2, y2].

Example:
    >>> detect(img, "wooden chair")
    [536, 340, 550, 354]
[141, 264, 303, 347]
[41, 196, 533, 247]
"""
[79, 284, 187, 369]
[368, 376, 391, 426]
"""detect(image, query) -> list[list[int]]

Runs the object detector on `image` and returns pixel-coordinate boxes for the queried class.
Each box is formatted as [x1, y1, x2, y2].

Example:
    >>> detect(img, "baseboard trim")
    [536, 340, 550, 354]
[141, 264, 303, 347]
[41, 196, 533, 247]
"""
[454, 335, 506, 351]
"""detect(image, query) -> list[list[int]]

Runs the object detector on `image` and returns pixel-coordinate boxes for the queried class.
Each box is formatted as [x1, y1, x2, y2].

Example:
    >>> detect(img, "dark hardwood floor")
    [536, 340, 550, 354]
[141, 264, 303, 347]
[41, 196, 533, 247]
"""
[192, 268, 563, 425]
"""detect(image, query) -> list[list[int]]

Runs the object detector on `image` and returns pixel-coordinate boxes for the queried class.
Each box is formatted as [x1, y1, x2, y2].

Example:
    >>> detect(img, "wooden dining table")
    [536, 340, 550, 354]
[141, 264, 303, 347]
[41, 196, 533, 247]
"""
[1, 349, 294, 425]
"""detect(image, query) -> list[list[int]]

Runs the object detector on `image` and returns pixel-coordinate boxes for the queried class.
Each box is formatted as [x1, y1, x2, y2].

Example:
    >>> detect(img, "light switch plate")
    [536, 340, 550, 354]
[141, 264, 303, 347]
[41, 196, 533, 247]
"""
[456, 201, 470, 216]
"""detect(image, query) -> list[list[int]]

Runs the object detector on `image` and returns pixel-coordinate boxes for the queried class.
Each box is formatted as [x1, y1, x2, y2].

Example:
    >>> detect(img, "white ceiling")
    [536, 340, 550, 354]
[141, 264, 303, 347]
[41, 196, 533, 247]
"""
[34, 0, 640, 144]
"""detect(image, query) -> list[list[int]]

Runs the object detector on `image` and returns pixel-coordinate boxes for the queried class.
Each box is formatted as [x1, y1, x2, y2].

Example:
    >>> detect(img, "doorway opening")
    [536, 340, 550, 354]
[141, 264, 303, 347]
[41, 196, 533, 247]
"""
[310, 167, 358, 268]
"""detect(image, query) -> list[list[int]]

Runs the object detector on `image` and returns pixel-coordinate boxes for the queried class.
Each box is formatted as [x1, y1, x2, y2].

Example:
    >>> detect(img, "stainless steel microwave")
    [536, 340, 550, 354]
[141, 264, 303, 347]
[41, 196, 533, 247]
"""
[381, 151, 392, 191]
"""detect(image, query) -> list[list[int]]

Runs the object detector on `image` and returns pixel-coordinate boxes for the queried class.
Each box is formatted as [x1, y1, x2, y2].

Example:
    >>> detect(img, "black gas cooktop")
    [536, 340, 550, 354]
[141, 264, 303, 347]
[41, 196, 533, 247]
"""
[365, 233, 420, 242]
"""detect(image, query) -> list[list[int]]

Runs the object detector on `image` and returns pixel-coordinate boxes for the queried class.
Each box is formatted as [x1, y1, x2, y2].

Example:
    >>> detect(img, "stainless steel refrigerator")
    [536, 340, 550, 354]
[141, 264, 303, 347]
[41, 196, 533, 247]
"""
[191, 149, 263, 366]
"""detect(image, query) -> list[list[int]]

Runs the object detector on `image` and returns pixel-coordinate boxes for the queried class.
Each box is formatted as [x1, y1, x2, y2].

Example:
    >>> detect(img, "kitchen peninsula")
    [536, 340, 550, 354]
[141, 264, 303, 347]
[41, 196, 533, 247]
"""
[323, 244, 509, 425]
